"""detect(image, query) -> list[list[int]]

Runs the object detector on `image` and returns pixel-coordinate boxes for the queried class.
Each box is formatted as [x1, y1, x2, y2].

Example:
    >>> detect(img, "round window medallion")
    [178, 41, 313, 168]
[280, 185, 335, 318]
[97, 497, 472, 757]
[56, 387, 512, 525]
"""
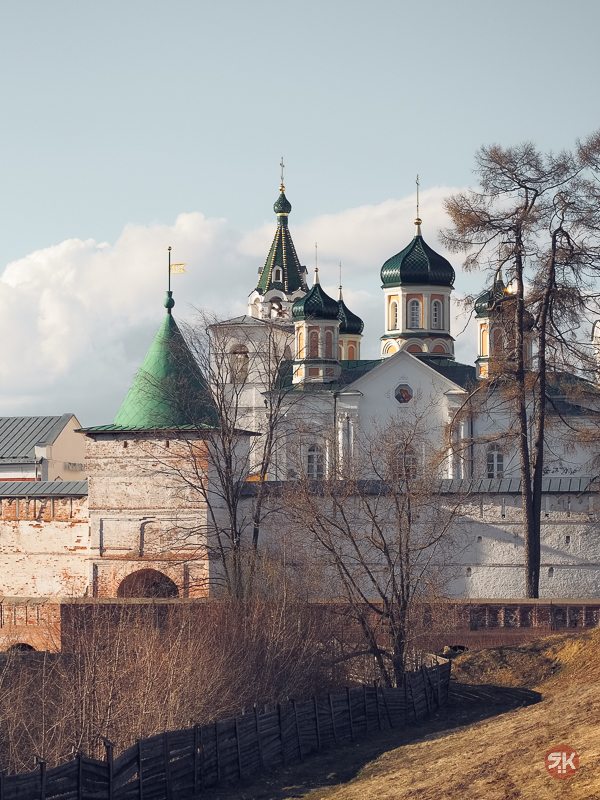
[395, 384, 413, 404]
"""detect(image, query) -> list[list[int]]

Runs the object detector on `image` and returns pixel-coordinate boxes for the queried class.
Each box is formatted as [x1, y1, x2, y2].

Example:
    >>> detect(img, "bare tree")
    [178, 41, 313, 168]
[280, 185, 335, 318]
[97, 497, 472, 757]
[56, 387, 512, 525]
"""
[143, 310, 300, 599]
[441, 132, 600, 597]
[279, 408, 467, 687]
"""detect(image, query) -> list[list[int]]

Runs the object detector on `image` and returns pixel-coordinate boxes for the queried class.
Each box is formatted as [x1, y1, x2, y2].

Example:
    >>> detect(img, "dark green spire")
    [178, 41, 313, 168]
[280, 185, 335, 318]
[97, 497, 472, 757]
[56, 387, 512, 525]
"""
[256, 183, 307, 295]
[110, 310, 217, 431]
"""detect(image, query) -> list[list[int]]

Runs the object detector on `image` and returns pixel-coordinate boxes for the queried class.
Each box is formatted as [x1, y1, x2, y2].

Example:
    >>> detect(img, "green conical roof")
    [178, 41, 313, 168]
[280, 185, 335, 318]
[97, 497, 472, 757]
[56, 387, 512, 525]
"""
[111, 310, 218, 431]
[256, 186, 307, 295]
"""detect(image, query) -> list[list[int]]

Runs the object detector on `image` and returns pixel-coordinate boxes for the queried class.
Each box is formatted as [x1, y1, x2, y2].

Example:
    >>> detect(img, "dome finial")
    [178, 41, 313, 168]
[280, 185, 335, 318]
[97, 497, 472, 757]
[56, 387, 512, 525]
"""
[165, 246, 175, 313]
[314, 242, 320, 284]
[414, 174, 422, 235]
[339, 261, 343, 300]
[273, 159, 292, 217]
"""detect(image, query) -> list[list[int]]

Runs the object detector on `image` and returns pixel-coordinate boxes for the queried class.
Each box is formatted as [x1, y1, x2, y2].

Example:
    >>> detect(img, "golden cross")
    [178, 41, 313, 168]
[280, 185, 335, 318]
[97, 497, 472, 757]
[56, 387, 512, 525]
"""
[416, 174, 420, 218]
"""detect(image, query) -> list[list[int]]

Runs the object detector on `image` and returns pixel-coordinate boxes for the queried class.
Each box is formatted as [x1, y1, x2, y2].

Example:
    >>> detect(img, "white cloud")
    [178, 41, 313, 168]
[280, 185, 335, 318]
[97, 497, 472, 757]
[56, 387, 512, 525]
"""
[0, 189, 481, 425]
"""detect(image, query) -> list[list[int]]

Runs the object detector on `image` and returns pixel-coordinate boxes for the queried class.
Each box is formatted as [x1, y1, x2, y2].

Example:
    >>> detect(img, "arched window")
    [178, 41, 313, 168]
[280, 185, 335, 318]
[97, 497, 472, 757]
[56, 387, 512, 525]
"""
[325, 330, 333, 358]
[7, 642, 35, 652]
[408, 299, 421, 329]
[274, 268, 282, 282]
[431, 300, 443, 330]
[391, 446, 417, 479]
[390, 301, 398, 330]
[348, 345, 355, 360]
[309, 331, 319, 358]
[405, 448, 418, 478]
[307, 445, 324, 480]
[339, 342, 343, 359]
[491, 327, 502, 353]
[298, 330, 304, 358]
[229, 344, 249, 383]
[487, 444, 503, 479]
[481, 325, 489, 357]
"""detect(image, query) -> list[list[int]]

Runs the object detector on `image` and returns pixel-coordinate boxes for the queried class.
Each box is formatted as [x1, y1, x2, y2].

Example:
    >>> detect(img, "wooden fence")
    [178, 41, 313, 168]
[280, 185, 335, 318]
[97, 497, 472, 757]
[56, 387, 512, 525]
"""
[1, 660, 451, 800]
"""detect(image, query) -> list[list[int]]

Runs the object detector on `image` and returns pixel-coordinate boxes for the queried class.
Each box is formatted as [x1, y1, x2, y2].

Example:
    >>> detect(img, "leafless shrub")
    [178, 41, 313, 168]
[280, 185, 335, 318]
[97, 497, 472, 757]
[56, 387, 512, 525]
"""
[0, 598, 345, 773]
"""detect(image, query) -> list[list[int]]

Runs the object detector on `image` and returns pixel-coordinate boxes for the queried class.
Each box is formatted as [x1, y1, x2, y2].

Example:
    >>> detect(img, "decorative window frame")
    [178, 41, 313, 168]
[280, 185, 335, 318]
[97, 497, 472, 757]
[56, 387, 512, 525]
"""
[486, 443, 504, 479]
[408, 299, 422, 329]
[431, 299, 443, 330]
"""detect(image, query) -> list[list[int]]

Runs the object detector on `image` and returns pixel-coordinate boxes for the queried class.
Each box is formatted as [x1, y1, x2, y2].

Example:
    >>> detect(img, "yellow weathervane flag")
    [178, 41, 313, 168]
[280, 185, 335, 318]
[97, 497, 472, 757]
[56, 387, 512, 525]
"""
[170, 263, 187, 274]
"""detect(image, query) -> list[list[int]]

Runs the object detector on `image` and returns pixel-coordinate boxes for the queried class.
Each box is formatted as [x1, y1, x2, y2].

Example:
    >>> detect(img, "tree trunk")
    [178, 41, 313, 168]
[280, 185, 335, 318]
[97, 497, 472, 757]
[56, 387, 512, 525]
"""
[513, 230, 539, 598]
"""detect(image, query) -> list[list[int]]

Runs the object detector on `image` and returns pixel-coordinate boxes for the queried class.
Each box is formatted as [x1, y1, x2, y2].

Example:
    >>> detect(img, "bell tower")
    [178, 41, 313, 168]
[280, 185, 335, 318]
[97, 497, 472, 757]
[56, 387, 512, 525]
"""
[380, 216, 455, 358]
[248, 162, 308, 320]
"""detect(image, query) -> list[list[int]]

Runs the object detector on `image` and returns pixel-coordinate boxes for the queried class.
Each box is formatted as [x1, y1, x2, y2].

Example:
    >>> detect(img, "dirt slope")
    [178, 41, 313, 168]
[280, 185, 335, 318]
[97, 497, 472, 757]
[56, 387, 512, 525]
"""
[303, 629, 600, 800]
[202, 629, 600, 800]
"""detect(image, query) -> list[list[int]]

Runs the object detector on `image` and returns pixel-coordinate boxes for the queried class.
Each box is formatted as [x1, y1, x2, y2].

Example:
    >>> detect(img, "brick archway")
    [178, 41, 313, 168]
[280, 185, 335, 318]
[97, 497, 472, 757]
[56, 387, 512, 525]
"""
[117, 569, 179, 598]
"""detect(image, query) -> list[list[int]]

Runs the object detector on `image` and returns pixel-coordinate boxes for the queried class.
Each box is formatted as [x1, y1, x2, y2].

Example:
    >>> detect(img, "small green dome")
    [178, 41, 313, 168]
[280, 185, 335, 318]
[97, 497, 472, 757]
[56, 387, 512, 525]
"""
[475, 269, 507, 318]
[292, 273, 339, 321]
[381, 223, 455, 288]
[338, 294, 364, 335]
[274, 187, 292, 215]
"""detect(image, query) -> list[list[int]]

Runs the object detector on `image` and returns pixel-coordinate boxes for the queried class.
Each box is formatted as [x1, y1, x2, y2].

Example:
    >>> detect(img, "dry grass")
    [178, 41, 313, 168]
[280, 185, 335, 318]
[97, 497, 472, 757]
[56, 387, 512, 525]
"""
[202, 628, 600, 800]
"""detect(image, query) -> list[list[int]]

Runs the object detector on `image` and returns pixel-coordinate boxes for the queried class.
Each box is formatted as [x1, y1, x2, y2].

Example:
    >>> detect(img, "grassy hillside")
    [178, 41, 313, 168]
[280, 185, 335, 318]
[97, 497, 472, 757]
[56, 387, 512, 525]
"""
[203, 628, 600, 799]
[307, 629, 600, 800]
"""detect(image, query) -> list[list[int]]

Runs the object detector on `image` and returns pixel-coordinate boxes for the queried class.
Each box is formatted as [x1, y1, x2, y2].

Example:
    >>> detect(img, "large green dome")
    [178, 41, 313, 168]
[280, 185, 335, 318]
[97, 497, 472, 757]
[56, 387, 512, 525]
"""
[380, 223, 455, 288]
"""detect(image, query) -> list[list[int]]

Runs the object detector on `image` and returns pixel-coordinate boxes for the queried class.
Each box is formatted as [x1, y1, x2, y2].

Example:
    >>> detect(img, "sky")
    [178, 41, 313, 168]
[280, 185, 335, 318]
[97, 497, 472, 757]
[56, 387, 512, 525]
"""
[0, 0, 599, 425]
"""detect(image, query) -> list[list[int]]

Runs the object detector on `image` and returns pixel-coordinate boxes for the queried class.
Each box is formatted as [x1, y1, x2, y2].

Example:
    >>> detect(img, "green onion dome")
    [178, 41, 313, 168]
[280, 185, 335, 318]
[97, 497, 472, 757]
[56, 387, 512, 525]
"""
[274, 185, 292, 216]
[338, 289, 364, 335]
[380, 219, 455, 288]
[475, 268, 507, 318]
[292, 270, 339, 321]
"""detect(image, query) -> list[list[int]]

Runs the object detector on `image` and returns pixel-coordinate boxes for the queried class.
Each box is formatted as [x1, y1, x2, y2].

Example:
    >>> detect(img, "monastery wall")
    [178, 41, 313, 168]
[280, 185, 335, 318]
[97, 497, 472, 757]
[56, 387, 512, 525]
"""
[451, 493, 600, 598]
[84, 434, 210, 598]
[250, 487, 600, 601]
[0, 496, 89, 597]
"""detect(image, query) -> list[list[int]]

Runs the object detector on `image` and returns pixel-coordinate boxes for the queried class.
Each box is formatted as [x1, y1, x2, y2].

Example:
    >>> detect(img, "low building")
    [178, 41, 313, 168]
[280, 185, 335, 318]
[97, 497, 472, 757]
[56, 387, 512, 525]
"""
[0, 414, 86, 482]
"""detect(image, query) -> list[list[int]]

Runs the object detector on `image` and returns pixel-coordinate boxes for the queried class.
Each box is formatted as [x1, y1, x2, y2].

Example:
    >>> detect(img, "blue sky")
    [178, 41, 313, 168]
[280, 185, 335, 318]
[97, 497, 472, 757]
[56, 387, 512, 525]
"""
[0, 0, 599, 424]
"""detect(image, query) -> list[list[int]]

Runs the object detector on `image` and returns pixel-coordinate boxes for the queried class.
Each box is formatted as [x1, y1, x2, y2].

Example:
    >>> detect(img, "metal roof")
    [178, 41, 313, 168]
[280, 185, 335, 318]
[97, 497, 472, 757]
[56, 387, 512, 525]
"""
[0, 414, 76, 462]
[439, 476, 597, 494]
[93, 312, 218, 432]
[0, 480, 88, 497]
[242, 476, 598, 497]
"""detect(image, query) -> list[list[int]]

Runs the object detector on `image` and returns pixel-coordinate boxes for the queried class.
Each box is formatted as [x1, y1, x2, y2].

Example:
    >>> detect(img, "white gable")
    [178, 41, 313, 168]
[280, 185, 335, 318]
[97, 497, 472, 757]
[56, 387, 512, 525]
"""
[337, 351, 466, 434]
